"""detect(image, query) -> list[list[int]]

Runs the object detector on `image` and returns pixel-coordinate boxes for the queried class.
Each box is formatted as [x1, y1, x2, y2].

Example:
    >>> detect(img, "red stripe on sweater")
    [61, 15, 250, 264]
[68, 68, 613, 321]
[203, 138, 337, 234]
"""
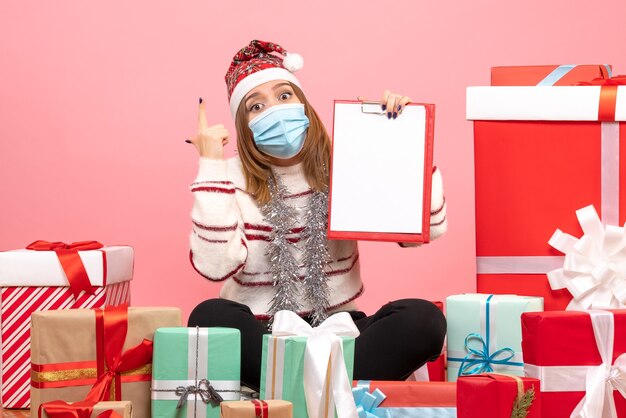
[192, 220, 238, 232]
[195, 233, 228, 244]
[336, 251, 356, 262]
[244, 223, 272, 232]
[243, 223, 306, 235]
[253, 284, 365, 320]
[191, 186, 235, 194]
[191, 180, 234, 186]
[245, 234, 301, 243]
[189, 248, 246, 282]
[327, 254, 360, 277]
[284, 189, 314, 199]
[430, 196, 446, 216]
[431, 215, 447, 227]
[233, 254, 359, 286]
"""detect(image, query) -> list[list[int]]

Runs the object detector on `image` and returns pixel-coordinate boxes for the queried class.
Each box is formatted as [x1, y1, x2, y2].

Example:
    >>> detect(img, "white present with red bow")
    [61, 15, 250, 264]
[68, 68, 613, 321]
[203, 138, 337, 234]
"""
[0, 241, 132, 408]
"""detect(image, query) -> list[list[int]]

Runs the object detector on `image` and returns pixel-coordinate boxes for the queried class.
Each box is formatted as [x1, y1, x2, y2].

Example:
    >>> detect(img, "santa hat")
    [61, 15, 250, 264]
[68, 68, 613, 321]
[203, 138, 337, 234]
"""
[225, 39, 304, 120]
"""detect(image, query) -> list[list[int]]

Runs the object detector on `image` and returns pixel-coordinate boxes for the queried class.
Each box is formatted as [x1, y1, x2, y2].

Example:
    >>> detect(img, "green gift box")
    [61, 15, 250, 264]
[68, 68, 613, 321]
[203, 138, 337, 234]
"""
[446, 293, 543, 382]
[151, 327, 241, 418]
[260, 315, 356, 418]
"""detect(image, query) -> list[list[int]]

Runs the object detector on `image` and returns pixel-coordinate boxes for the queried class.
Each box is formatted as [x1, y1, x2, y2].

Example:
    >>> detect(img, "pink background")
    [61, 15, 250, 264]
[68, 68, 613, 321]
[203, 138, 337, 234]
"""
[1, 1, 625, 322]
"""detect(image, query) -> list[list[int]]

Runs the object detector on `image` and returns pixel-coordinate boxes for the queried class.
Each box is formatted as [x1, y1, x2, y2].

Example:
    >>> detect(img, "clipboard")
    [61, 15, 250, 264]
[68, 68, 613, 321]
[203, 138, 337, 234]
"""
[328, 100, 435, 243]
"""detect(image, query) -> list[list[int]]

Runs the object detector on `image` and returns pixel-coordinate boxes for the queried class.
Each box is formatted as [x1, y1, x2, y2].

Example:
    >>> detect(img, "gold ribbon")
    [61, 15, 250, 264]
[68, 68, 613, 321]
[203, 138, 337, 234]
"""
[32, 364, 151, 384]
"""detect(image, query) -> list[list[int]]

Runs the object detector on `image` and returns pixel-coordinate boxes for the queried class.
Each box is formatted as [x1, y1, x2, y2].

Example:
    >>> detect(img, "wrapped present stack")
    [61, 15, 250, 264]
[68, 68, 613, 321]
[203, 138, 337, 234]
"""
[467, 64, 625, 310]
[0, 241, 133, 409]
[459, 64, 626, 417]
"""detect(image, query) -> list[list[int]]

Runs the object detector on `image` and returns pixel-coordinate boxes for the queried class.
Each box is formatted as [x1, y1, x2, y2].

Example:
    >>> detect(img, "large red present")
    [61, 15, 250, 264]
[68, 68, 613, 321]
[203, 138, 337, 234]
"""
[522, 310, 626, 417]
[353, 380, 456, 417]
[467, 68, 626, 310]
[0, 242, 133, 408]
[457, 373, 540, 418]
[491, 64, 611, 86]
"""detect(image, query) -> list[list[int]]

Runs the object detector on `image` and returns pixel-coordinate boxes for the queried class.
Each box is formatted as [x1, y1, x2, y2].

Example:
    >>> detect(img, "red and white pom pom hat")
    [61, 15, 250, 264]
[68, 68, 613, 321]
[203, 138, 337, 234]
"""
[225, 39, 304, 120]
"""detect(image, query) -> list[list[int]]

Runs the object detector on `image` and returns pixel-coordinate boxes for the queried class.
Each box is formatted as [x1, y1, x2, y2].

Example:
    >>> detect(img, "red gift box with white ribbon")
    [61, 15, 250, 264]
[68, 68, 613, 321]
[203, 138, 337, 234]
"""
[467, 67, 626, 310]
[522, 310, 626, 417]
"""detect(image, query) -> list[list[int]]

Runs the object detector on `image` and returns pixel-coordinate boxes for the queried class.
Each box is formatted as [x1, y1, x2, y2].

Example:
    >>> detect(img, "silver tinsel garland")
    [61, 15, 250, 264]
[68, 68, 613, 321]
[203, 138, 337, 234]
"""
[301, 187, 332, 325]
[261, 171, 332, 325]
[262, 173, 302, 317]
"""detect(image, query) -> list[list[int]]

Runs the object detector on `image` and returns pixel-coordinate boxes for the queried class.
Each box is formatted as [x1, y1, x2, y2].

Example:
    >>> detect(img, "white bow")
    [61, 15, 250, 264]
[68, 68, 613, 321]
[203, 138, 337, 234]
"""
[570, 311, 626, 418]
[272, 310, 360, 418]
[547, 205, 626, 310]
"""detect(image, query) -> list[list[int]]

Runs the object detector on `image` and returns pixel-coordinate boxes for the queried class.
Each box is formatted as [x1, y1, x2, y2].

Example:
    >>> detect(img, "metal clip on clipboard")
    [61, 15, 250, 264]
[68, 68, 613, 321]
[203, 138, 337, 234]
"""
[360, 101, 386, 115]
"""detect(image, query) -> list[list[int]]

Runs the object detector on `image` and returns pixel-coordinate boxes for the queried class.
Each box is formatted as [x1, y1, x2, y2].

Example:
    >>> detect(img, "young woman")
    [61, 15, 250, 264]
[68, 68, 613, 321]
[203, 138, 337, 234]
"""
[187, 40, 448, 390]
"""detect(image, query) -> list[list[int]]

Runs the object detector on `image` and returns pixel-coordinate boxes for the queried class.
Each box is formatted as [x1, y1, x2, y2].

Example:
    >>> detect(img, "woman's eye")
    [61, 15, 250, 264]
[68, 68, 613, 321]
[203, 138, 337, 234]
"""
[250, 103, 263, 112]
[279, 92, 292, 100]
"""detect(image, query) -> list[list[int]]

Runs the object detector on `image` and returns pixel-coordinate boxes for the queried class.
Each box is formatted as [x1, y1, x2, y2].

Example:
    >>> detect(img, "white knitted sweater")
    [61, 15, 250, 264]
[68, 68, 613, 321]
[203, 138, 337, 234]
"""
[189, 156, 447, 319]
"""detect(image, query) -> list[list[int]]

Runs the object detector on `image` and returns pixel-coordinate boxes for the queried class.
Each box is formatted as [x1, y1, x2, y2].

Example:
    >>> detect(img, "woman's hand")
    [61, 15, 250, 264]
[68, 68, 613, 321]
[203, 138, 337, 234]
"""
[187, 98, 229, 160]
[357, 90, 412, 119]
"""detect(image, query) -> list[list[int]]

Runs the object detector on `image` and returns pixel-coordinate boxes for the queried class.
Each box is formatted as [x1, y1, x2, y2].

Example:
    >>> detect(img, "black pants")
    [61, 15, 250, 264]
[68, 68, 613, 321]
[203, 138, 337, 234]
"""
[188, 298, 446, 390]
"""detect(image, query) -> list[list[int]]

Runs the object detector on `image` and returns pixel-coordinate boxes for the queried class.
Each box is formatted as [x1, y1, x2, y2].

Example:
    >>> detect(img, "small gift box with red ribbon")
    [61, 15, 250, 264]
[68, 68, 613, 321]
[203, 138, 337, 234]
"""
[467, 65, 626, 311]
[29, 304, 182, 418]
[221, 400, 293, 418]
[0, 241, 133, 409]
[38, 400, 132, 418]
[522, 309, 626, 417]
[352, 380, 457, 417]
[457, 373, 541, 418]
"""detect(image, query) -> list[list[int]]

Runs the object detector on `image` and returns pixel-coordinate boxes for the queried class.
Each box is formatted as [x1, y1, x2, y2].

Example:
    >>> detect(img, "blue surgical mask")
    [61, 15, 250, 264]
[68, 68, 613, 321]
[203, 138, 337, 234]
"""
[248, 103, 310, 159]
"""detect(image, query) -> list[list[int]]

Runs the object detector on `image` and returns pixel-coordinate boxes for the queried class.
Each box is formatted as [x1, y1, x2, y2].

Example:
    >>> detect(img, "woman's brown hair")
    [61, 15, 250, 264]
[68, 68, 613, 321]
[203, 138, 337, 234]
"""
[235, 82, 331, 205]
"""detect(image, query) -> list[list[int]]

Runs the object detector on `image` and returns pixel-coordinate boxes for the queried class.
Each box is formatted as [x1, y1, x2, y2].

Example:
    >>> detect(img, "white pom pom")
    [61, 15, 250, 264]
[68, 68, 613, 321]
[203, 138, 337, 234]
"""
[283, 52, 304, 72]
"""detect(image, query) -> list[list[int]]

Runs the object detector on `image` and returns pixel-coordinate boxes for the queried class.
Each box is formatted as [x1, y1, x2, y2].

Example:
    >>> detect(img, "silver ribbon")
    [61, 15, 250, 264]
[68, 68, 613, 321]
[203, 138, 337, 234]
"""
[174, 378, 223, 409]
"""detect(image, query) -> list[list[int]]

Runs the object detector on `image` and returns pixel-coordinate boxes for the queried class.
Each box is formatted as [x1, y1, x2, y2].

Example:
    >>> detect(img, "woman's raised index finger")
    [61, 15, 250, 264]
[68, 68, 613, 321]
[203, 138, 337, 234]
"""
[198, 97, 209, 131]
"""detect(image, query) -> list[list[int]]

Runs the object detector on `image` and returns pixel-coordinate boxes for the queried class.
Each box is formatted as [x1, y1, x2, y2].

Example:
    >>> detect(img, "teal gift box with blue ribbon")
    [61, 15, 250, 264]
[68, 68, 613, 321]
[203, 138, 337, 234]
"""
[446, 294, 543, 382]
[151, 327, 241, 418]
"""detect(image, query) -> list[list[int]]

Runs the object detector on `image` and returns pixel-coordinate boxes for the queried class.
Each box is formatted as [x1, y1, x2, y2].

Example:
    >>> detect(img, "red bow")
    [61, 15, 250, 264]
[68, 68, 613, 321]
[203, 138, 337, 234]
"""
[577, 75, 626, 121]
[26, 240, 104, 299]
[577, 75, 626, 86]
[84, 304, 153, 404]
[39, 400, 123, 418]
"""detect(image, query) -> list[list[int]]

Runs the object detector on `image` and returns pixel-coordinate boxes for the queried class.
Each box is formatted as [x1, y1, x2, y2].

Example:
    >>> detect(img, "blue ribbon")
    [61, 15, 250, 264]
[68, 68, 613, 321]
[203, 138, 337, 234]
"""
[537, 64, 576, 86]
[373, 408, 457, 418]
[537, 64, 613, 86]
[451, 294, 523, 377]
[352, 386, 386, 418]
[456, 332, 519, 376]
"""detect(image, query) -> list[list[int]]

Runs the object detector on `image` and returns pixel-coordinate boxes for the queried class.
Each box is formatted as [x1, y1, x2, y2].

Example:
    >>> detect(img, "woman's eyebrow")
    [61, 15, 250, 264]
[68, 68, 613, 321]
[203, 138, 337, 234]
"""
[273, 82, 291, 90]
[245, 92, 261, 106]
[245, 83, 292, 107]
